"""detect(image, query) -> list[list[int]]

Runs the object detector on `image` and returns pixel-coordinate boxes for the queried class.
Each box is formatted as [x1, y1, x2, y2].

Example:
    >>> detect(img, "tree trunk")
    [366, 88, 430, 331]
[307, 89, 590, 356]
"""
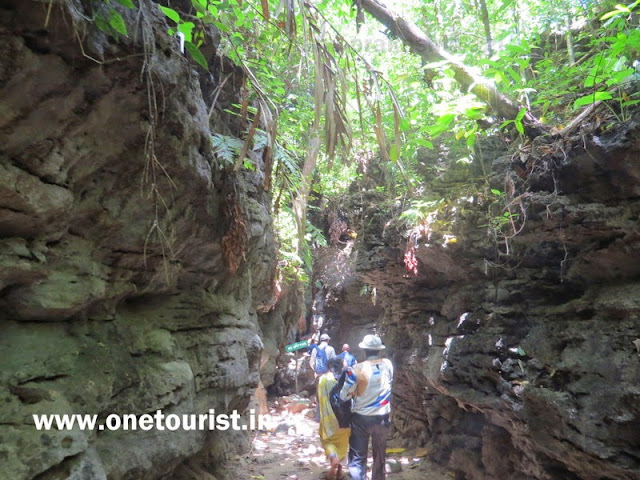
[292, 130, 320, 257]
[565, 9, 576, 65]
[359, 0, 545, 136]
[478, 0, 493, 57]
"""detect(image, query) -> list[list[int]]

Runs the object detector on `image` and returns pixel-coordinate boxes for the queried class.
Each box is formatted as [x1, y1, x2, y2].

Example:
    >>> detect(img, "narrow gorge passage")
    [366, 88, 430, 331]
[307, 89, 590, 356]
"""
[1, 1, 639, 480]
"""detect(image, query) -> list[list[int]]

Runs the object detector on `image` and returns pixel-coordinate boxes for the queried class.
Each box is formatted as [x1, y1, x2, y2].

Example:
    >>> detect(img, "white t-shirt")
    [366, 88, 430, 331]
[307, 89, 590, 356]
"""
[339, 357, 393, 416]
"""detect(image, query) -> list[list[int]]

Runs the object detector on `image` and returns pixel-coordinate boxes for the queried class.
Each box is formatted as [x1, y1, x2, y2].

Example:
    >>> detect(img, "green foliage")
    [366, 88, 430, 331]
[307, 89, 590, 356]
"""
[400, 199, 444, 228]
[93, 0, 130, 37]
[500, 108, 528, 135]
[158, 2, 211, 69]
[211, 134, 245, 166]
[84, 0, 640, 276]
[274, 208, 309, 283]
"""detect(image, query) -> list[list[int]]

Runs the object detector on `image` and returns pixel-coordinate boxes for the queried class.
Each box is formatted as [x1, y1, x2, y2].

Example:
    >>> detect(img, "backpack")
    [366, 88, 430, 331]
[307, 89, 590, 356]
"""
[329, 370, 352, 428]
[342, 352, 357, 368]
[314, 345, 328, 374]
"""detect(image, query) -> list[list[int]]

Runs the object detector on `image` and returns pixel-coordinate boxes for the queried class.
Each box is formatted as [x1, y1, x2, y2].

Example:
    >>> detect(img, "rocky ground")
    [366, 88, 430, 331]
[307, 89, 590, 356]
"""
[224, 397, 454, 480]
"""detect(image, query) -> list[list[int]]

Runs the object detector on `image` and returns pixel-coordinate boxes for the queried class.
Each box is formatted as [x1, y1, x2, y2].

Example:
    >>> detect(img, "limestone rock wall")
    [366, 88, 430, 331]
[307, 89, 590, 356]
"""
[0, 1, 281, 479]
[347, 123, 640, 480]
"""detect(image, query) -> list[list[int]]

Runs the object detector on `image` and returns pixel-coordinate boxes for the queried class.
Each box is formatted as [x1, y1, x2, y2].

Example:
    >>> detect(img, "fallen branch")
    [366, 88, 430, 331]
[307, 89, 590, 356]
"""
[555, 101, 603, 137]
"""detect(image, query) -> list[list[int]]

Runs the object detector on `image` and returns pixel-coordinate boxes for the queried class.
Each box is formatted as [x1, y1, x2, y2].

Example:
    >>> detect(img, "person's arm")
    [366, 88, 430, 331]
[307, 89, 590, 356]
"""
[327, 346, 336, 360]
[338, 366, 358, 401]
[310, 347, 317, 370]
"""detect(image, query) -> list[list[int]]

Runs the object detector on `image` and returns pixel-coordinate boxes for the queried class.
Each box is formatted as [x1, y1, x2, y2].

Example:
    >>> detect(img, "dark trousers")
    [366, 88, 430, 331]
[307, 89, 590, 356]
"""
[348, 413, 390, 480]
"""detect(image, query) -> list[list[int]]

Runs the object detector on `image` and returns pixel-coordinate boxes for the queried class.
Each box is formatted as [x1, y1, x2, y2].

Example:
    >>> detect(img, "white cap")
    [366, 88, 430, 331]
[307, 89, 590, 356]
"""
[358, 334, 385, 350]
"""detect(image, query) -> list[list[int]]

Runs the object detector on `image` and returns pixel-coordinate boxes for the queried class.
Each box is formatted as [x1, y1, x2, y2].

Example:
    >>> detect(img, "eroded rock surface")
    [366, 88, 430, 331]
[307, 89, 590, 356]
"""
[342, 125, 640, 480]
[0, 1, 282, 479]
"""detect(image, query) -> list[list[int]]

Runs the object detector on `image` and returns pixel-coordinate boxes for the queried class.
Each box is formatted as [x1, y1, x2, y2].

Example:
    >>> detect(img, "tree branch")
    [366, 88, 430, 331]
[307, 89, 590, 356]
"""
[358, 0, 548, 138]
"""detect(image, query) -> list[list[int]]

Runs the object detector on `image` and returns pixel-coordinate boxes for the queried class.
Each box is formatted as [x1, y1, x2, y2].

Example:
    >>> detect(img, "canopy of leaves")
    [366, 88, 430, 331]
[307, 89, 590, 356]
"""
[96, 0, 640, 282]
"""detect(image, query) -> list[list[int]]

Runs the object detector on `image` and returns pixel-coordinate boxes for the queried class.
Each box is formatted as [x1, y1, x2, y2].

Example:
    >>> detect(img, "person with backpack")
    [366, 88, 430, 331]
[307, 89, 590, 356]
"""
[310, 333, 336, 375]
[317, 357, 351, 480]
[339, 334, 393, 480]
[337, 343, 357, 369]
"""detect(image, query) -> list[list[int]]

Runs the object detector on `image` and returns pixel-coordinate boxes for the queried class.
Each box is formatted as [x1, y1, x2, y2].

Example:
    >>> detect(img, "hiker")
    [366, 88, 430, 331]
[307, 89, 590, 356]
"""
[307, 336, 318, 355]
[317, 358, 351, 480]
[339, 334, 393, 480]
[310, 333, 336, 375]
[337, 343, 357, 369]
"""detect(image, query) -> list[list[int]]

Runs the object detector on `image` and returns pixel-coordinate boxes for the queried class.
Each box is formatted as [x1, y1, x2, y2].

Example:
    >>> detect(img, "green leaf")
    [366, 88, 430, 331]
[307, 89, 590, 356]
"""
[491, 189, 502, 196]
[506, 67, 521, 85]
[427, 113, 455, 137]
[185, 41, 208, 69]
[603, 4, 632, 21]
[160, 6, 181, 24]
[436, 113, 456, 127]
[94, 16, 111, 33]
[235, 11, 246, 27]
[515, 120, 524, 135]
[415, 139, 434, 149]
[584, 74, 597, 88]
[214, 21, 229, 33]
[600, 10, 619, 20]
[500, 0, 516, 11]
[464, 106, 485, 120]
[499, 119, 513, 130]
[114, 0, 135, 8]
[109, 11, 128, 36]
[389, 144, 399, 162]
[243, 158, 257, 170]
[191, 0, 207, 14]
[466, 133, 476, 148]
[201, 14, 217, 24]
[399, 118, 411, 132]
[178, 22, 195, 42]
[573, 91, 613, 108]
[606, 68, 634, 86]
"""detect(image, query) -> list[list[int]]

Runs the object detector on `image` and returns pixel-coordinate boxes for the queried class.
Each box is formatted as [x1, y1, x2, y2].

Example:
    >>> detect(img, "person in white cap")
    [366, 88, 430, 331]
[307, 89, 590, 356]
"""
[338, 334, 393, 480]
[310, 333, 336, 375]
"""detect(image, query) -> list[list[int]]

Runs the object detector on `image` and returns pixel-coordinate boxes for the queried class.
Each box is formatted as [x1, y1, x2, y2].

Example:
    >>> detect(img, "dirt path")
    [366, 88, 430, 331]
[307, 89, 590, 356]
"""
[225, 400, 454, 480]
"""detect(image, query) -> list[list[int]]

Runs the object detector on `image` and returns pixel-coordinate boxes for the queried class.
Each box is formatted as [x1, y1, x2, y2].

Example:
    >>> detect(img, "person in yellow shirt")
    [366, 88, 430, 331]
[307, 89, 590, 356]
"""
[317, 357, 351, 480]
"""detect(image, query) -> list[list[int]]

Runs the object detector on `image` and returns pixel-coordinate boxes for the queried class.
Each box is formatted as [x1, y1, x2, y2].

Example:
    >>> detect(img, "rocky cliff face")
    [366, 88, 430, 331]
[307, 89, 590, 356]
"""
[343, 123, 640, 479]
[0, 1, 281, 478]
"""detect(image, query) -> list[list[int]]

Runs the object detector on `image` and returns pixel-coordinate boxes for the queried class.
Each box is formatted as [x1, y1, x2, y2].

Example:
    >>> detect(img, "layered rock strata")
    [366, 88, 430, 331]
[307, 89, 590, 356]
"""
[0, 1, 280, 478]
[348, 123, 640, 480]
